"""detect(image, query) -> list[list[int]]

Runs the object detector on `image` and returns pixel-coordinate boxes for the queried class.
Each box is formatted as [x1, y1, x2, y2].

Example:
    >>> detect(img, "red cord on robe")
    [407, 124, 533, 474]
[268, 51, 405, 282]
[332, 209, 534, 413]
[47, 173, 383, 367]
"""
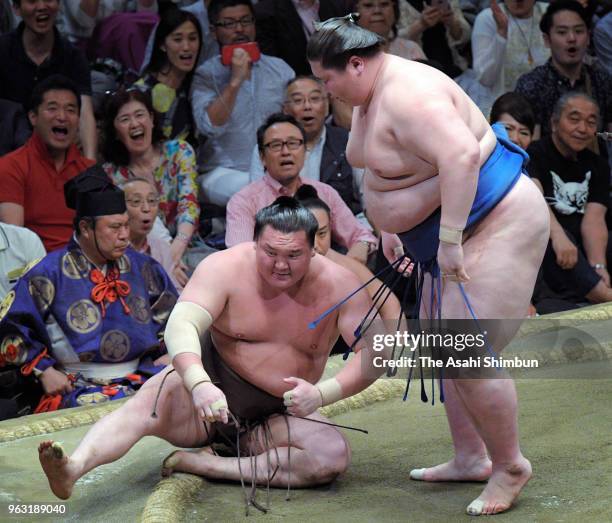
[90, 266, 131, 317]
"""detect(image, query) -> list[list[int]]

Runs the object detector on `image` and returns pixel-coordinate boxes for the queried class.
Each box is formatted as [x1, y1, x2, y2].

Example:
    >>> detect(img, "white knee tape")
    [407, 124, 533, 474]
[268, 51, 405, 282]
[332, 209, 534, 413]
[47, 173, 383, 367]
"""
[164, 301, 213, 360]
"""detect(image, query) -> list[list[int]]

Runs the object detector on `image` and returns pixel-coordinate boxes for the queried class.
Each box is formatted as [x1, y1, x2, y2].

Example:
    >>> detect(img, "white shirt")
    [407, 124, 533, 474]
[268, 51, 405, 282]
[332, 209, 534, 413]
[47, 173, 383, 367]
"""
[472, 3, 549, 97]
[0, 223, 46, 300]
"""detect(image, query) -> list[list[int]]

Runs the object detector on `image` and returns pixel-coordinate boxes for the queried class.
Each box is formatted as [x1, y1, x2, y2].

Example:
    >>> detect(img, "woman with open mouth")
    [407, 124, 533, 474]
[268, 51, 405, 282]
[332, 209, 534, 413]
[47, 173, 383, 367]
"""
[101, 88, 200, 273]
[135, 9, 202, 145]
[355, 0, 426, 61]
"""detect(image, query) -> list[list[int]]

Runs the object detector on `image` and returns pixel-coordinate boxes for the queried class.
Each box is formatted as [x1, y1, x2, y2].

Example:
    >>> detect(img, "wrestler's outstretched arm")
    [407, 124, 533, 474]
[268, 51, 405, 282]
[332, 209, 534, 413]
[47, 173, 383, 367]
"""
[388, 90, 482, 281]
[164, 252, 232, 424]
[284, 276, 388, 417]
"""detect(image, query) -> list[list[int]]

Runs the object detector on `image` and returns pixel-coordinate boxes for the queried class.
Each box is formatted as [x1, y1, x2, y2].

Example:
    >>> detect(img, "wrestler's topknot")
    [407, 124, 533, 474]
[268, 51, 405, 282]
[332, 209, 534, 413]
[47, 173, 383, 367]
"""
[273, 196, 302, 209]
[307, 14, 385, 71]
[254, 197, 318, 247]
[294, 185, 331, 216]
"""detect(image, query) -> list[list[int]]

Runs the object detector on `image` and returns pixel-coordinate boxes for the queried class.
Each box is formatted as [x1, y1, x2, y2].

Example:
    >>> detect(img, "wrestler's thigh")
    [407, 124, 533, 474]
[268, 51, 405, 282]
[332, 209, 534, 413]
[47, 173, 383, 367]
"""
[247, 412, 351, 466]
[424, 176, 549, 323]
[131, 367, 209, 447]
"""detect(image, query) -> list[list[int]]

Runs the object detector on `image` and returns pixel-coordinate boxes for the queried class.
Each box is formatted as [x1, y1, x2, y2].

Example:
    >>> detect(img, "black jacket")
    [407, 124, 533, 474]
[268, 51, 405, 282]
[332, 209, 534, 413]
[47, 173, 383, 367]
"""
[255, 0, 351, 76]
[0, 99, 31, 157]
[320, 123, 361, 214]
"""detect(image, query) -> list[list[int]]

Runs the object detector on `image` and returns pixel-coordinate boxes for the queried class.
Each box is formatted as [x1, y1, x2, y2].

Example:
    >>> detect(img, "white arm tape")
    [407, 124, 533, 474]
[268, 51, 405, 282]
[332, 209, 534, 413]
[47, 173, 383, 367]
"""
[439, 225, 464, 245]
[183, 364, 212, 392]
[164, 301, 214, 360]
[316, 378, 343, 407]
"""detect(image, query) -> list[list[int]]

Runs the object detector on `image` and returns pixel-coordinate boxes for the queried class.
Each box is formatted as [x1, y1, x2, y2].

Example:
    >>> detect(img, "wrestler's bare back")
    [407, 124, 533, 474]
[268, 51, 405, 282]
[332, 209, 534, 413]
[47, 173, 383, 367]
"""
[180, 243, 365, 398]
[347, 55, 497, 233]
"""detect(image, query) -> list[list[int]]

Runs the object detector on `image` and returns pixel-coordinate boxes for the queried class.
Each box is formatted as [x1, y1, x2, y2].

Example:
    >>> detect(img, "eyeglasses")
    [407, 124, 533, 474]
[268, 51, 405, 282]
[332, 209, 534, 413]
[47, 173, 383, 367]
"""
[126, 197, 160, 208]
[214, 16, 255, 30]
[263, 139, 304, 152]
[286, 95, 326, 107]
[115, 109, 151, 126]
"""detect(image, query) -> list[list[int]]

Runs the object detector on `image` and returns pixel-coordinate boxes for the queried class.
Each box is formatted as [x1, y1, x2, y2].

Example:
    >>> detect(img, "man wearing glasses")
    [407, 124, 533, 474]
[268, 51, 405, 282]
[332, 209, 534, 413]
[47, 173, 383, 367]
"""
[191, 0, 295, 208]
[250, 76, 363, 215]
[122, 178, 189, 289]
[226, 113, 377, 263]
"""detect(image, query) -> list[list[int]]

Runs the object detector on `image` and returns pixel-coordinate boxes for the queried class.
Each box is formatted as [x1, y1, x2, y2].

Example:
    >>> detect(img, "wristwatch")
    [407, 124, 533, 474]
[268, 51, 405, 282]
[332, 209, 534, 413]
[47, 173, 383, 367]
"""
[592, 263, 606, 270]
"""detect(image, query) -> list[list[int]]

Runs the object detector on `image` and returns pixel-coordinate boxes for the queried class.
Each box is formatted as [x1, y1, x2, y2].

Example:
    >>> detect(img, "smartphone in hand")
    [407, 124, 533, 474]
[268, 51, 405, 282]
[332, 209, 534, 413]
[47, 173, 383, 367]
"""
[221, 42, 261, 66]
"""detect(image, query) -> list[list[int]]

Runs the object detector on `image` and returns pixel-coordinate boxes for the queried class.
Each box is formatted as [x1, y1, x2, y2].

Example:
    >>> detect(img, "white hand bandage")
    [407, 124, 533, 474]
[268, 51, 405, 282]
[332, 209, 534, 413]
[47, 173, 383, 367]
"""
[316, 378, 343, 407]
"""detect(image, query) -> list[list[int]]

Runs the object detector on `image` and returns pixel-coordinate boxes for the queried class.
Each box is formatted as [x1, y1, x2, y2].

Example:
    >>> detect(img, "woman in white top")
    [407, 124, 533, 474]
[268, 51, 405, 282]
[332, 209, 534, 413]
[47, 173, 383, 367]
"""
[472, 0, 549, 102]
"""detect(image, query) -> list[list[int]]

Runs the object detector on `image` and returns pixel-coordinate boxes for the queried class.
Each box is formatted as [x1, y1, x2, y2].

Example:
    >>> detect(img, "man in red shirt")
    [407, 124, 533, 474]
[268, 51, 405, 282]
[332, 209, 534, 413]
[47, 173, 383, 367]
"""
[0, 75, 94, 252]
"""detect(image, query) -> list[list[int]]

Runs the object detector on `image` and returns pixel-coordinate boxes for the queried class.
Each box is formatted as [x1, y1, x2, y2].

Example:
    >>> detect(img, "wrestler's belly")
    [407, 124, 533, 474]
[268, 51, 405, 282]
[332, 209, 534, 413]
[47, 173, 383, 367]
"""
[212, 335, 330, 398]
[364, 129, 497, 234]
[365, 176, 441, 233]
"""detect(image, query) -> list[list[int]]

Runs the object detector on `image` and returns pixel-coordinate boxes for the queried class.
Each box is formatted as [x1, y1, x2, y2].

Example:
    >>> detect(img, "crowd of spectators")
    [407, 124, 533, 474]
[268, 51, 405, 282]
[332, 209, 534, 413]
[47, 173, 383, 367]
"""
[0, 0, 611, 419]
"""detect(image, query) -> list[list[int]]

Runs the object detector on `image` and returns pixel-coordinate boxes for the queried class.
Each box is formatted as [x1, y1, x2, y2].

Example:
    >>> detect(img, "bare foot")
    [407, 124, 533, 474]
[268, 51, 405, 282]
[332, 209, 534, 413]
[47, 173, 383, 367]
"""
[161, 447, 215, 477]
[161, 450, 184, 477]
[466, 457, 532, 516]
[410, 456, 492, 482]
[38, 441, 77, 500]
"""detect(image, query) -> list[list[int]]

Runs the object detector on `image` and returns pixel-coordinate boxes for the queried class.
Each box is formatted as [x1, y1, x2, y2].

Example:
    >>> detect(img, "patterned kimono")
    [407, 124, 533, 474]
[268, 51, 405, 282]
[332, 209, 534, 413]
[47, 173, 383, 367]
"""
[0, 238, 178, 410]
[103, 139, 200, 235]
